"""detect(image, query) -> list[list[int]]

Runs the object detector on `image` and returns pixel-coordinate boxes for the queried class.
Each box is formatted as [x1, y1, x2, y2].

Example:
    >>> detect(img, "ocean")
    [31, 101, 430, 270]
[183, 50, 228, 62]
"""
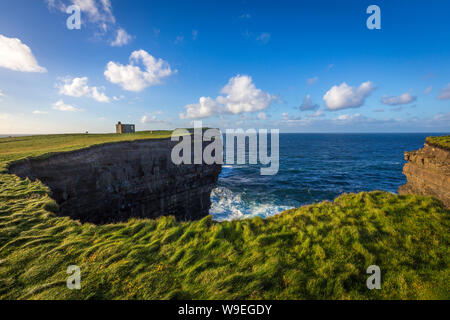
[210, 133, 445, 221]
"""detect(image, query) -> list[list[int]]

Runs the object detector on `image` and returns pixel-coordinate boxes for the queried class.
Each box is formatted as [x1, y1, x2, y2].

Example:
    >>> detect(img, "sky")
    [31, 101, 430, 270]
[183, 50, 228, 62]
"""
[0, 0, 449, 134]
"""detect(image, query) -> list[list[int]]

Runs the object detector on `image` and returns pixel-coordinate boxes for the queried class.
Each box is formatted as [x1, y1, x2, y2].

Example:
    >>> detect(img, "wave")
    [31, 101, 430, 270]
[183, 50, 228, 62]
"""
[209, 187, 293, 221]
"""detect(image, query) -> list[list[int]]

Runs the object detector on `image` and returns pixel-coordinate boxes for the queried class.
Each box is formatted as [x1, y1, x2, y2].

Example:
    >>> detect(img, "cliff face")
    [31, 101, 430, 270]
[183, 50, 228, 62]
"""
[9, 139, 222, 224]
[398, 143, 450, 208]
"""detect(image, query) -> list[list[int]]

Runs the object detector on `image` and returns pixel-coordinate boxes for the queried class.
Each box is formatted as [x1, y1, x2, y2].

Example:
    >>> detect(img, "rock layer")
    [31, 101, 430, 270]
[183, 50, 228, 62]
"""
[9, 139, 222, 223]
[398, 143, 450, 208]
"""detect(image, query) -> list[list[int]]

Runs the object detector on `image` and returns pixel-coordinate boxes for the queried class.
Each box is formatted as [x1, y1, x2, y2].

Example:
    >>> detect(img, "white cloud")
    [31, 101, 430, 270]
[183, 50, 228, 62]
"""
[424, 86, 432, 94]
[110, 28, 132, 47]
[306, 76, 318, 85]
[57, 77, 110, 102]
[46, 1, 132, 46]
[180, 97, 221, 119]
[334, 113, 362, 122]
[437, 83, 450, 100]
[32, 110, 48, 114]
[323, 81, 375, 111]
[0, 34, 47, 73]
[47, 0, 115, 25]
[113, 95, 124, 101]
[104, 50, 175, 92]
[280, 112, 302, 123]
[217, 75, 275, 114]
[52, 100, 81, 112]
[180, 75, 275, 119]
[300, 94, 319, 111]
[433, 112, 450, 121]
[239, 13, 251, 19]
[306, 110, 324, 118]
[141, 114, 169, 124]
[0, 90, 4, 97]
[257, 112, 267, 120]
[256, 32, 271, 44]
[381, 92, 417, 105]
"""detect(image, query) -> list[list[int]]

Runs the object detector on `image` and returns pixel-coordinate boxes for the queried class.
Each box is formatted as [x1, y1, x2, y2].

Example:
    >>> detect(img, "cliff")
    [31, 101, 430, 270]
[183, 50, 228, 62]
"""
[398, 139, 450, 208]
[8, 138, 221, 224]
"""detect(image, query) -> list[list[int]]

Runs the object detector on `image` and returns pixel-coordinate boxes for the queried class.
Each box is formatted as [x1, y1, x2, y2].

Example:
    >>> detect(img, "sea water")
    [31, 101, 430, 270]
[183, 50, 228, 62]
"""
[210, 133, 445, 221]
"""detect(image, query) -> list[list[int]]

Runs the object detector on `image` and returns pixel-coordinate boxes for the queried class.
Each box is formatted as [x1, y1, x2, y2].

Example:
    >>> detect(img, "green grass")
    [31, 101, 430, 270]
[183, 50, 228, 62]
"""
[426, 135, 450, 150]
[0, 131, 173, 172]
[0, 133, 449, 299]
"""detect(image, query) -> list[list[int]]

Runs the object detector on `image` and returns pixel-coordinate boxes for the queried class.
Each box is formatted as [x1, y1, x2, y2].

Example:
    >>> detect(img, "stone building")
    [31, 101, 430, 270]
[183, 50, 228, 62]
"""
[116, 122, 135, 134]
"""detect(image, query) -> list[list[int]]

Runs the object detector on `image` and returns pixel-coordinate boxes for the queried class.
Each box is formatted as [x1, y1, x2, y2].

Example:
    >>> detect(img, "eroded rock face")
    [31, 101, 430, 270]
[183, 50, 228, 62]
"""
[9, 139, 222, 223]
[398, 143, 450, 208]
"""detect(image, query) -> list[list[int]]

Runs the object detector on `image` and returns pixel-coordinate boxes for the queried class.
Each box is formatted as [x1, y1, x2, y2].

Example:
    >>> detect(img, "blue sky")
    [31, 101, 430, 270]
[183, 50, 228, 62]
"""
[0, 0, 449, 134]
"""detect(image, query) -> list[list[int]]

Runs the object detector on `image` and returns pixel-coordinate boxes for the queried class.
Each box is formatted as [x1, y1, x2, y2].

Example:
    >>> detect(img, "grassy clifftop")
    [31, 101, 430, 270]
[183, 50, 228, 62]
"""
[0, 131, 173, 172]
[0, 134, 449, 299]
[426, 135, 450, 150]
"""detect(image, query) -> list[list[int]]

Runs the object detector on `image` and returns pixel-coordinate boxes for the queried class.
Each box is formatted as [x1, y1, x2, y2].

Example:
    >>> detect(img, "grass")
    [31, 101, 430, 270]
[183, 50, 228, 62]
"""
[426, 135, 450, 150]
[0, 133, 449, 299]
[0, 131, 173, 172]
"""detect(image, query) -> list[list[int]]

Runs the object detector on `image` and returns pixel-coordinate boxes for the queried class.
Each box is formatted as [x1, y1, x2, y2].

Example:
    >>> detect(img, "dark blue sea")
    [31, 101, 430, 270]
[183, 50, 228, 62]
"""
[210, 133, 446, 221]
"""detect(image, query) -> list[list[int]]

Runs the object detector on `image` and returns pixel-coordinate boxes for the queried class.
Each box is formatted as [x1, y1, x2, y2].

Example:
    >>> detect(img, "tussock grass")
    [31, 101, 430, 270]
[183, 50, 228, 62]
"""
[0, 133, 449, 299]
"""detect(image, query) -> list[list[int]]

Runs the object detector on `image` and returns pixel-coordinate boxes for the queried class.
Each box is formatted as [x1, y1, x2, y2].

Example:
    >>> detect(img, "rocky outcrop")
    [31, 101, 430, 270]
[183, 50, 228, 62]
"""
[398, 143, 450, 208]
[9, 139, 221, 224]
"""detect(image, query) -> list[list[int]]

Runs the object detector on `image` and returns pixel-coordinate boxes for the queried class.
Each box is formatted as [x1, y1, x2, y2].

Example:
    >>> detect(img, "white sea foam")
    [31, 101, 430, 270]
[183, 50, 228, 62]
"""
[209, 187, 293, 221]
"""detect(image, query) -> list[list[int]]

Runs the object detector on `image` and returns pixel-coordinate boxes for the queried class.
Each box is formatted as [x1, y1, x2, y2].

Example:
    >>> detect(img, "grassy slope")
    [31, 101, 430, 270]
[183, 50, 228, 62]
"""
[0, 134, 449, 300]
[426, 135, 450, 150]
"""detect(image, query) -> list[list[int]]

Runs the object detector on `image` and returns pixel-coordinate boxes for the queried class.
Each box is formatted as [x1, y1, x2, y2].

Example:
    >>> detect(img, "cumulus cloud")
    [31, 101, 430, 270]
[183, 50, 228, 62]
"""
[437, 83, 450, 100]
[57, 77, 110, 102]
[299, 94, 320, 111]
[110, 28, 132, 47]
[180, 75, 275, 119]
[104, 50, 175, 92]
[52, 100, 81, 112]
[180, 97, 220, 119]
[381, 92, 417, 105]
[0, 34, 47, 73]
[217, 75, 275, 114]
[323, 81, 375, 111]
